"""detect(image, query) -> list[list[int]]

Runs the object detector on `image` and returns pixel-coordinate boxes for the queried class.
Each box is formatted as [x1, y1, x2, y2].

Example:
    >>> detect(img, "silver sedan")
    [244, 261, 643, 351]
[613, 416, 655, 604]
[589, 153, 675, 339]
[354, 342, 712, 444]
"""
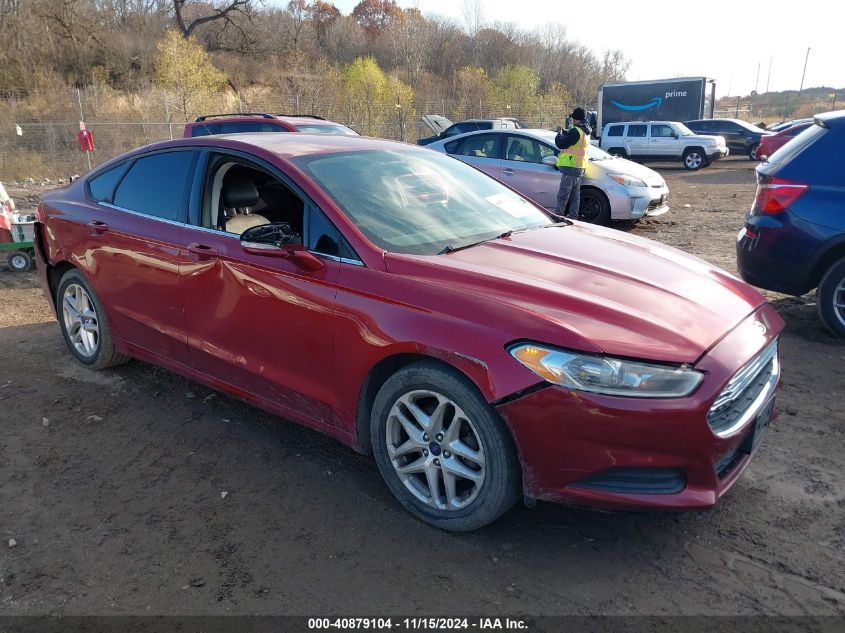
[426, 128, 670, 224]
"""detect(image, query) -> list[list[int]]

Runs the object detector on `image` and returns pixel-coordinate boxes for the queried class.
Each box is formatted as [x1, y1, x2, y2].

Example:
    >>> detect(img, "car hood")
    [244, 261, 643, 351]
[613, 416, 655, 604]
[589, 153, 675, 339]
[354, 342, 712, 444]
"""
[422, 115, 453, 135]
[385, 224, 766, 364]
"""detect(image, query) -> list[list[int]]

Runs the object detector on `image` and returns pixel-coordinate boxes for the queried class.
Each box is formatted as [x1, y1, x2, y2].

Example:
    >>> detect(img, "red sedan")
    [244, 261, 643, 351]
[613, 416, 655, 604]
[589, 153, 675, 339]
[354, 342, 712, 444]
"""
[757, 122, 813, 160]
[34, 133, 783, 531]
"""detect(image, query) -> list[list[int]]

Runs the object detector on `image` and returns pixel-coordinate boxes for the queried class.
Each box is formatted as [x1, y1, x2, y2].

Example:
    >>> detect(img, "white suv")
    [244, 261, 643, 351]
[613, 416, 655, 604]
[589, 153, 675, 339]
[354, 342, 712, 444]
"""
[600, 121, 728, 170]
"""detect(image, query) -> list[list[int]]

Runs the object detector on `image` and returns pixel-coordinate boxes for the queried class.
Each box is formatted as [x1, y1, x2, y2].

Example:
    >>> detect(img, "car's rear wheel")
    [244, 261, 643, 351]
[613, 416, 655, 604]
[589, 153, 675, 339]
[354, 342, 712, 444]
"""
[579, 188, 612, 225]
[7, 250, 33, 272]
[748, 143, 760, 160]
[370, 361, 521, 531]
[682, 148, 705, 170]
[817, 256, 845, 338]
[57, 269, 129, 369]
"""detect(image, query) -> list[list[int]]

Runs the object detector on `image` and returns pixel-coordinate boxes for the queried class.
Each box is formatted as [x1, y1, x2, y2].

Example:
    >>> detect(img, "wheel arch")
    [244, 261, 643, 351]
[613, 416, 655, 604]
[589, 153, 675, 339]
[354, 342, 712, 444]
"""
[354, 350, 498, 455]
[810, 239, 845, 290]
[46, 260, 78, 315]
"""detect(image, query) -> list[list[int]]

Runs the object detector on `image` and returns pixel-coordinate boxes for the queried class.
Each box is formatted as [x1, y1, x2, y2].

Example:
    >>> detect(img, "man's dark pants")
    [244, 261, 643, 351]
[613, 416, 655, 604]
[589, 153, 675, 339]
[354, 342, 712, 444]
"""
[556, 167, 585, 219]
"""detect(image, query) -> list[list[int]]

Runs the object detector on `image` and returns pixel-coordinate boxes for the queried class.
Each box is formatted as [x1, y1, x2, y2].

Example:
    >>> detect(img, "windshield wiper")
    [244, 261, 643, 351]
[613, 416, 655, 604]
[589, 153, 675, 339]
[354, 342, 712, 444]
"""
[437, 224, 571, 255]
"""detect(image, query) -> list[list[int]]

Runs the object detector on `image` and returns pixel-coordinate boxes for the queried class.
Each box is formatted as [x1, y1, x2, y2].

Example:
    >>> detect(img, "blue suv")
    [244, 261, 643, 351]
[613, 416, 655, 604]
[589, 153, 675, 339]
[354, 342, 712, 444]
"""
[737, 111, 845, 337]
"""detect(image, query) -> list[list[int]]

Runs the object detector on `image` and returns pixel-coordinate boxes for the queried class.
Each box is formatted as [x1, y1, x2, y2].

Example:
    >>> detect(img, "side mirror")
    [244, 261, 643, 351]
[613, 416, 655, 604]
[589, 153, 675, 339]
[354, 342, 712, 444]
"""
[542, 155, 558, 169]
[240, 223, 325, 272]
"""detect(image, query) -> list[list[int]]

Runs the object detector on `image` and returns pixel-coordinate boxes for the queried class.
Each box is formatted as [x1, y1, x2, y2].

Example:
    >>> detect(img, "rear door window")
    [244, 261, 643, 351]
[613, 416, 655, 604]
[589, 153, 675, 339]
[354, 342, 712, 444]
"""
[88, 162, 130, 203]
[628, 125, 647, 138]
[113, 151, 197, 222]
[455, 133, 502, 159]
[191, 123, 221, 137]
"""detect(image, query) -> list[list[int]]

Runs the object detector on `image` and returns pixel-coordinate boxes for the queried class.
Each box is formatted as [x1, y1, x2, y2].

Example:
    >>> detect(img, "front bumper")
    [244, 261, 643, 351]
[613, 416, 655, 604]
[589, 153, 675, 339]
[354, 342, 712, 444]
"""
[707, 147, 729, 161]
[496, 304, 784, 511]
[608, 184, 670, 220]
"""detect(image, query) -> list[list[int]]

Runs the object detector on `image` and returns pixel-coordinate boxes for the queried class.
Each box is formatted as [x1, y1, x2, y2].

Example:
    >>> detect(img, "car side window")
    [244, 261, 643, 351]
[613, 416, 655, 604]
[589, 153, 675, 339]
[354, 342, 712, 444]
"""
[455, 133, 501, 159]
[258, 123, 287, 132]
[218, 122, 260, 134]
[443, 139, 461, 154]
[113, 151, 196, 221]
[191, 123, 220, 137]
[200, 154, 305, 238]
[628, 125, 647, 138]
[607, 125, 624, 137]
[87, 162, 131, 203]
[651, 125, 675, 138]
[504, 136, 553, 164]
[691, 121, 710, 132]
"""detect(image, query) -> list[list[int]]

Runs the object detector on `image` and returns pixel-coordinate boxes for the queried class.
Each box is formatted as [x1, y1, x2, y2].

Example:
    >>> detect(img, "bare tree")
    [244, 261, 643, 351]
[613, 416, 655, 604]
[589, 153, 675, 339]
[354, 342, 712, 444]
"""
[172, 0, 252, 38]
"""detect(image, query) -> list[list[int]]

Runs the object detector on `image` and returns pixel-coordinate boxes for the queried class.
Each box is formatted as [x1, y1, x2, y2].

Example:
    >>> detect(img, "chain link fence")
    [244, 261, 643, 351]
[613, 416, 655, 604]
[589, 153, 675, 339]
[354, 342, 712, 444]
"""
[1, 86, 838, 180]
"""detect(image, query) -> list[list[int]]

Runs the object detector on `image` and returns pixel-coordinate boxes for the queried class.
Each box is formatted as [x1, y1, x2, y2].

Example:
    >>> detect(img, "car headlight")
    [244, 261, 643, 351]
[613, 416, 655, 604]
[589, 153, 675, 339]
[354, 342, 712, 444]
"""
[509, 343, 703, 398]
[608, 173, 647, 188]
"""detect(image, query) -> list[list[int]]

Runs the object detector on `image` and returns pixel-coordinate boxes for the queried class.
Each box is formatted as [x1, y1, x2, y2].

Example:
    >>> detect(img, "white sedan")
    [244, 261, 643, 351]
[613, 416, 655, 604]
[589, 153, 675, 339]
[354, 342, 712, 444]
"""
[426, 128, 669, 224]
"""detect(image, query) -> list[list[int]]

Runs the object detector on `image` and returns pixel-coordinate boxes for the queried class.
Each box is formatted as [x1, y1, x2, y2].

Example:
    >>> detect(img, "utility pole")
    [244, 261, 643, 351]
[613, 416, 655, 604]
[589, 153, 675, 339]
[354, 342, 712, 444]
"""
[799, 47, 811, 94]
[755, 61, 760, 94]
[766, 56, 772, 93]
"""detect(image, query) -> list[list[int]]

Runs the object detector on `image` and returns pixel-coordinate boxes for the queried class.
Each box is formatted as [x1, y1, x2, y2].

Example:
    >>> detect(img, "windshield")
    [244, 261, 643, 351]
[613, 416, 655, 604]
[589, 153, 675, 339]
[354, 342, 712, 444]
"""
[294, 124, 358, 136]
[672, 123, 696, 136]
[294, 149, 552, 255]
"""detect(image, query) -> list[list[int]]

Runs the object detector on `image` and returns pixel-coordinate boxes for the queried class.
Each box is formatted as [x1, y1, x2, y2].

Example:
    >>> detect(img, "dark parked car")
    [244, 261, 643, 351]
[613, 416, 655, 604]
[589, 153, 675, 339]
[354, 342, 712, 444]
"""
[685, 118, 772, 160]
[417, 115, 526, 146]
[183, 113, 357, 137]
[737, 111, 845, 337]
[35, 132, 783, 531]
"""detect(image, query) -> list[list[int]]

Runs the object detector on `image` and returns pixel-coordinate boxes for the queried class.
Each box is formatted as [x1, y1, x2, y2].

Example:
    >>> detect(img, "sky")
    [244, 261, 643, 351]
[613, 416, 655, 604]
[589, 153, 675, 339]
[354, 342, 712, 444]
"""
[328, 0, 845, 98]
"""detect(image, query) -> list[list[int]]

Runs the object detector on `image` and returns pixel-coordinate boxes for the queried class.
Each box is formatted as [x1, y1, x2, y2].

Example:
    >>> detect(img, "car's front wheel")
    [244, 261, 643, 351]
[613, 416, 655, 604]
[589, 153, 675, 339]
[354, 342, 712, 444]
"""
[748, 144, 760, 160]
[817, 256, 845, 338]
[682, 148, 705, 170]
[579, 188, 611, 225]
[370, 361, 521, 531]
[57, 269, 130, 369]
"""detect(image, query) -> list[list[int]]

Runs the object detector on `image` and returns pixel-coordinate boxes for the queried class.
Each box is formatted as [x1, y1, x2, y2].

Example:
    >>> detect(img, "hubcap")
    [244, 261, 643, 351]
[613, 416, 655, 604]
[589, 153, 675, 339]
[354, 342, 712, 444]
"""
[385, 390, 486, 511]
[10, 255, 26, 270]
[686, 153, 702, 168]
[62, 283, 100, 358]
[834, 277, 845, 328]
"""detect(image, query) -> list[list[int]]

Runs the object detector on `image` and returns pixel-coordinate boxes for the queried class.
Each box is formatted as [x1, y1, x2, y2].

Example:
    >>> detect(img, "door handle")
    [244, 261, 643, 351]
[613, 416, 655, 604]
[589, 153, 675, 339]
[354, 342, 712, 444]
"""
[187, 242, 219, 261]
[87, 220, 109, 235]
[502, 168, 515, 175]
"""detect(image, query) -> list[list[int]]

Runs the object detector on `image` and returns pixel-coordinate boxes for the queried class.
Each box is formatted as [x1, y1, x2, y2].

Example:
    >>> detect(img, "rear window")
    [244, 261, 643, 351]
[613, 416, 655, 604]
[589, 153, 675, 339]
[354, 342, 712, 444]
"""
[607, 125, 623, 137]
[87, 162, 130, 202]
[113, 151, 196, 221]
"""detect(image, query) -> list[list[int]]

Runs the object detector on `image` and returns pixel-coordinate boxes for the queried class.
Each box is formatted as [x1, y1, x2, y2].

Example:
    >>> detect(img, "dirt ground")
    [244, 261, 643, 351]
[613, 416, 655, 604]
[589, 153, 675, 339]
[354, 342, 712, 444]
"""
[1, 157, 843, 619]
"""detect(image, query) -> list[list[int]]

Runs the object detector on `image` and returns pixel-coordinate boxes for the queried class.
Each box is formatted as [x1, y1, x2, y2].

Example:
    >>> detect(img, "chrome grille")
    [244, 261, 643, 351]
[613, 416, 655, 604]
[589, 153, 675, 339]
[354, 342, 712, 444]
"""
[708, 340, 779, 436]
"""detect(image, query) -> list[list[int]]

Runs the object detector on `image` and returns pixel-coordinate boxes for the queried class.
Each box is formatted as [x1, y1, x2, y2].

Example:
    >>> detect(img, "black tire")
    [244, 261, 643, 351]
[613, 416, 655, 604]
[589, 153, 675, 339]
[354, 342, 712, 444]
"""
[56, 268, 130, 369]
[7, 250, 33, 272]
[579, 188, 612, 225]
[682, 148, 706, 170]
[817, 256, 845, 338]
[748, 143, 760, 160]
[607, 147, 627, 158]
[370, 360, 521, 531]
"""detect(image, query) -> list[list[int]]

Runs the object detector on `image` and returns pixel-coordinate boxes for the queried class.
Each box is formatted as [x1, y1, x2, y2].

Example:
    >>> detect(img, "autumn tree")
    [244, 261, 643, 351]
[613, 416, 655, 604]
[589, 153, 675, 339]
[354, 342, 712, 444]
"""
[345, 56, 386, 135]
[454, 66, 490, 119]
[492, 64, 539, 118]
[154, 30, 228, 121]
[310, 1, 341, 47]
[351, 0, 400, 41]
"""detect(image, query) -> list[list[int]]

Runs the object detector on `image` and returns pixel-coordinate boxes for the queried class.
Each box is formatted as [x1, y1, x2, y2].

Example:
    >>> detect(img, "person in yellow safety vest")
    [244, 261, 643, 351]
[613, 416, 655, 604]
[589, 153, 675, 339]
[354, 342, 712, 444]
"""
[554, 107, 592, 219]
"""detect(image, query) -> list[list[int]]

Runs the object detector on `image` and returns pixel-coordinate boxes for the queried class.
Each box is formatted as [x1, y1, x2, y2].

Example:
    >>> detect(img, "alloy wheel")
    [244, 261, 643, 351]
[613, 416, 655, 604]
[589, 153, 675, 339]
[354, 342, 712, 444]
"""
[62, 283, 100, 358]
[685, 152, 703, 169]
[385, 389, 486, 511]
